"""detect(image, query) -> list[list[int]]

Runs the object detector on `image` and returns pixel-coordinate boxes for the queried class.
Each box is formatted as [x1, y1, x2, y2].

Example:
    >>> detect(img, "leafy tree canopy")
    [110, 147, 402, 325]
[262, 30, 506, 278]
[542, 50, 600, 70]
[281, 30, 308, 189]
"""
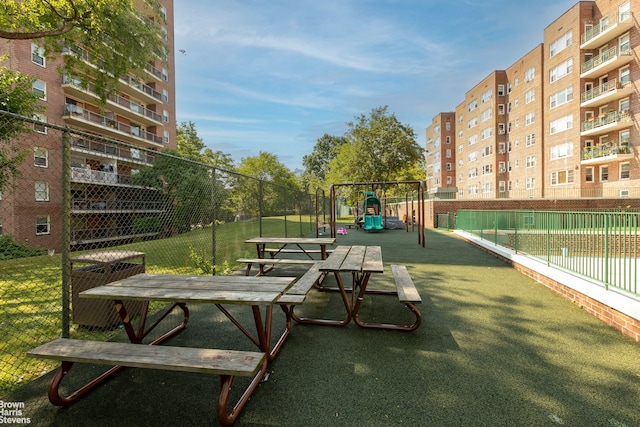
[176, 121, 234, 170]
[301, 133, 347, 192]
[327, 106, 424, 185]
[0, 0, 167, 102]
[237, 152, 299, 190]
[0, 56, 45, 191]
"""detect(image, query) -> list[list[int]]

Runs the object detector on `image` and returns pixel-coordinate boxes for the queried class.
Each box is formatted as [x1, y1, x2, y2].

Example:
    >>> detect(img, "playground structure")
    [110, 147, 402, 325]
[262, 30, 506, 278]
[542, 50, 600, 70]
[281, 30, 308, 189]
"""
[360, 191, 384, 231]
[315, 181, 426, 247]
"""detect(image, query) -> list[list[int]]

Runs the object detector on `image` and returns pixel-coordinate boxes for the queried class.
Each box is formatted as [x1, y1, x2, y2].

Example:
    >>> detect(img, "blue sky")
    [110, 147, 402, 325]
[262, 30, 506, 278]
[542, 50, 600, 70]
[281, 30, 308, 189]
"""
[174, 0, 577, 171]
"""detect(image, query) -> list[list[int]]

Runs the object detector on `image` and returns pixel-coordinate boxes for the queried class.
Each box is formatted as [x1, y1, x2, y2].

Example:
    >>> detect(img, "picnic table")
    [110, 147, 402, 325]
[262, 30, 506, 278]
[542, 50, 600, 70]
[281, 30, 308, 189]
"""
[291, 245, 423, 331]
[240, 237, 336, 275]
[28, 273, 298, 426]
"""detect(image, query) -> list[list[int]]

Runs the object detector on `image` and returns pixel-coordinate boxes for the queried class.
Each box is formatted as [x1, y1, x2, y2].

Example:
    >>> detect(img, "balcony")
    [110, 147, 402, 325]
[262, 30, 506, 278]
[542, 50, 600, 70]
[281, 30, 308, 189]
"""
[581, 110, 632, 136]
[581, 142, 632, 165]
[63, 45, 163, 104]
[71, 197, 163, 212]
[70, 225, 160, 246]
[119, 75, 163, 104]
[64, 104, 163, 147]
[63, 76, 162, 125]
[580, 12, 633, 49]
[580, 78, 634, 108]
[580, 45, 633, 79]
[72, 138, 156, 167]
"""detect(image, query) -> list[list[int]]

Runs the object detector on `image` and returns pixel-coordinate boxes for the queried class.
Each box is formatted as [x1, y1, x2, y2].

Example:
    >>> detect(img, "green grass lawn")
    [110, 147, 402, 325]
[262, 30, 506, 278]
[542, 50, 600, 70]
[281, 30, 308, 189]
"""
[0, 216, 315, 396]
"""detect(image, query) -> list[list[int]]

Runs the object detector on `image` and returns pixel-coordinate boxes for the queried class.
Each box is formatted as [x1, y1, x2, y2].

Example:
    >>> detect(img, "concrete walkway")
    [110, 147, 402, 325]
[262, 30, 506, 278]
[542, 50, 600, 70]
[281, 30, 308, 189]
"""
[9, 228, 640, 426]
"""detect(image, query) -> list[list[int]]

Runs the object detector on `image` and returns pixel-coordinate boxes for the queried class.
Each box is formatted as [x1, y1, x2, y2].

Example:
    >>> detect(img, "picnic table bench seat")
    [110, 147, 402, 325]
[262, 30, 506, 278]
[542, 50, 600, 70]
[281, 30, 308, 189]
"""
[390, 264, 423, 331]
[263, 248, 333, 256]
[28, 338, 266, 426]
[278, 263, 324, 305]
[237, 257, 317, 276]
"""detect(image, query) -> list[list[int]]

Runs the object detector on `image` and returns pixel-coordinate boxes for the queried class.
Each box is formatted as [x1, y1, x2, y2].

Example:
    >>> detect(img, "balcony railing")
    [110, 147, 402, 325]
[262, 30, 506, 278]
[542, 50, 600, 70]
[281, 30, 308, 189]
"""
[581, 45, 632, 77]
[581, 12, 633, 48]
[64, 103, 163, 145]
[71, 225, 160, 245]
[581, 142, 631, 161]
[71, 198, 163, 211]
[63, 76, 162, 123]
[71, 138, 156, 166]
[119, 75, 162, 102]
[63, 45, 161, 99]
[580, 78, 632, 105]
[581, 110, 631, 133]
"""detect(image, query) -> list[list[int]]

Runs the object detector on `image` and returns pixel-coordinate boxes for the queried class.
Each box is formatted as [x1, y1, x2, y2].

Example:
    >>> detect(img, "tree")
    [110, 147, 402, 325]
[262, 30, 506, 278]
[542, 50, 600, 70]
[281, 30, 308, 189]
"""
[0, 58, 45, 192]
[176, 121, 235, 170]
[301, 133, 348, 190]
[0, 0, 167, 102]
[329, 106, 424, 184]
[233, 152, 300, 218]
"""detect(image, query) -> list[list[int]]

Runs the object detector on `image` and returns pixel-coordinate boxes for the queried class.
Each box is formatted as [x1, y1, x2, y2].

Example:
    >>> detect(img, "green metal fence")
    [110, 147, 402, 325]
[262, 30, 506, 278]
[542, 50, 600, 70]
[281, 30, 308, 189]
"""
[456, 209, 639, 296]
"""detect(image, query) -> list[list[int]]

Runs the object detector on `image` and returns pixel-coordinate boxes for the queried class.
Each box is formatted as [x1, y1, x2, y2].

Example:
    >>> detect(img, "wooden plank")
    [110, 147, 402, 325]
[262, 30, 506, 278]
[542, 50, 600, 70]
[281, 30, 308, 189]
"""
[245, 237, 335, 245]
[363, 246, 384, 273]
[27, 339, 265, 376]
[277, 294, 306, 304]
[236, 258, 316, 265]
[341, 245, 366, 271]
[103, 274, 295, 293]
[81, 286, 284, 305]
[264, 248, 333, 254]
[285, 264, 322, 295]
[391, 265, 422, 303]
[318, 246, 350, 271]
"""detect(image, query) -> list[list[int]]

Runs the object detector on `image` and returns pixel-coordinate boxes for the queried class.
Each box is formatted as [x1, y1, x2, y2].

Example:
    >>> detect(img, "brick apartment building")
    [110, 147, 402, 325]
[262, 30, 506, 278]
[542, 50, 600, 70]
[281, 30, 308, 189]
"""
[426, 0, 638, 200]
[0, 1, 176, 252]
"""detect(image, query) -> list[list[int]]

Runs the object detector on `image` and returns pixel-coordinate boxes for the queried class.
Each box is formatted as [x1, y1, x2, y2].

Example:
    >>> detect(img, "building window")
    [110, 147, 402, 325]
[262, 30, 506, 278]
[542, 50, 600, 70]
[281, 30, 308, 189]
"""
[550, 58, 573, 83]
[526, 177, 535, 189]
[585, 167, 594, 182]
[526, 156, 536, 168]
[162, 68, 169, 82]
[446, 176, 452, 185]
[162, 89, 169, 102]
[31, 44, 45, 67]
[35, 182, 49, 201]
[524, 67, 535, 82]
[551, 170, 574, 185]
[620, 162, 630, 180]
[36, 215, 50, 235]
[497, 85, 505, 96]
[163, 110, 169, 123]
[32, 80, 46, 100]
[526, 134, 535, 146]
[34, 147, 48, 167]
[525, 89, 535, 104]
[550, 142, 573, 160]
[550, 115, 573, 135]
[525, 112, 535, 126]
[600, 166, 609, 182]
[164, 130, 170, 144]
[549, 30, 572, 58]
[550, 86, 573, 109]
[33, 114, 47, 134]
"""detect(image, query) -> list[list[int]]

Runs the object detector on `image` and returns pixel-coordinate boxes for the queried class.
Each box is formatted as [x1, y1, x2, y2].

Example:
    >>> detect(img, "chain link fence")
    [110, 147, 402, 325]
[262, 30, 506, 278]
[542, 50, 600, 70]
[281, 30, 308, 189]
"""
[0, 112, 318, 403]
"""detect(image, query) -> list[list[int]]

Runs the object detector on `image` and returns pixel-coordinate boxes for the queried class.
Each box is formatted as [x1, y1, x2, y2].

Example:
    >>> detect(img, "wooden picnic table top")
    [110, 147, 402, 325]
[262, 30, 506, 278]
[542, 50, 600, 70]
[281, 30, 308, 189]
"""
[245, 237, 336, 245]
[80, 273, 297, 305]
[318, 245, 384, 273]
